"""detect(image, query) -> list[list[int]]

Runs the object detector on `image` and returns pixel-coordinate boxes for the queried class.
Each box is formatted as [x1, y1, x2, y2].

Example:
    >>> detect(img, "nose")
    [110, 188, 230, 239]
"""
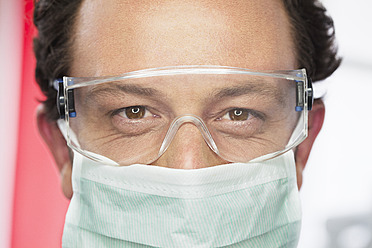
[152, 122, 228, 169]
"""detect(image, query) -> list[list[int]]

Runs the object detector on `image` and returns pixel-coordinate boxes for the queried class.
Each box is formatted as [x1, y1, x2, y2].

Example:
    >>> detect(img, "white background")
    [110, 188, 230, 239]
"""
[298, 0, 372, 247]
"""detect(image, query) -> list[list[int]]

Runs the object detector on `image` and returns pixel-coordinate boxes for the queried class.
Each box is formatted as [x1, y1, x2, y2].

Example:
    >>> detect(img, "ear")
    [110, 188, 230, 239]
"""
[295, 99, 325, 189]
[36, 104, 73, 199]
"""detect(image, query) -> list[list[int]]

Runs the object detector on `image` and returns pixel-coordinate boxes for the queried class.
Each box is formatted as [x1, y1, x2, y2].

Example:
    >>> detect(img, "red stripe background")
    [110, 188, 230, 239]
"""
[11, 1, 69, 247]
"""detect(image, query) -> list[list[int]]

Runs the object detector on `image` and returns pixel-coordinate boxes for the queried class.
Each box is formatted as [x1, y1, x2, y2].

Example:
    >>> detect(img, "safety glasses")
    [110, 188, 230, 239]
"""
[53, 65, 313, 166]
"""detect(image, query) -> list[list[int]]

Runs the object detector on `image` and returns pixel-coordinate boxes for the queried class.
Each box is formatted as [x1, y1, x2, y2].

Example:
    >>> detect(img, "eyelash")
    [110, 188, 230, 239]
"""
[216, 108, 265, 121]
[111, 106, 153, 119]
[111, 106, 264, 125]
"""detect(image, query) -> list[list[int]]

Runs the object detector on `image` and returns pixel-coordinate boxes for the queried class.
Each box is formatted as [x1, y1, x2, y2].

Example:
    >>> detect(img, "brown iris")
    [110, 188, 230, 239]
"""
[125, 106, 146, 119]
[228, 109, 249, 121]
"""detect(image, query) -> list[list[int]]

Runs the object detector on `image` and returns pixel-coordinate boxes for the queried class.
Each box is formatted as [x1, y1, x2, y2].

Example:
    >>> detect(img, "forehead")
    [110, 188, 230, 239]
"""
[71, 0, 295, 76]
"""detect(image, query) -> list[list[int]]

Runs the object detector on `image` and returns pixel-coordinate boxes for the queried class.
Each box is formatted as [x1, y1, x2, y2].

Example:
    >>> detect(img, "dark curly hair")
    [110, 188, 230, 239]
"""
[33, 0, 341, 121]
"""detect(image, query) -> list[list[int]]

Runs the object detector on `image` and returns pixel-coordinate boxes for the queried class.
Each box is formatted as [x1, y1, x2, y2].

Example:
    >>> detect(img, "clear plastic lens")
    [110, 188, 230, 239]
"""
[63, 66, 308, 165]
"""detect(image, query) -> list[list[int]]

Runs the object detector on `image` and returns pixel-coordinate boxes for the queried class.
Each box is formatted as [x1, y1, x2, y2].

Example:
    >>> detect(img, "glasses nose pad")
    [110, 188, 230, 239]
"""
[157, 115, 220, 158]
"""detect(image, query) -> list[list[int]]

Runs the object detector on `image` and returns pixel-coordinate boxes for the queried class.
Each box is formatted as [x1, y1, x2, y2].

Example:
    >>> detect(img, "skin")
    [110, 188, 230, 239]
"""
[37, 0, 325, 199]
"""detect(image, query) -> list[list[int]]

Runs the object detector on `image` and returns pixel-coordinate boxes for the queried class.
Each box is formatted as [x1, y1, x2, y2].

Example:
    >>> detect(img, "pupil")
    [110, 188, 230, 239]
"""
[125, 106, 145, 119]
[229, 108, 248, 121]
[132, 107, 140, 114]
[234, 110, 243, 116]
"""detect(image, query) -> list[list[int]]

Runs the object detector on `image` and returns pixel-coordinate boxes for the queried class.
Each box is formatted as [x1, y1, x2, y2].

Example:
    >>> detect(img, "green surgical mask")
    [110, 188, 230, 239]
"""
[61, 148, 302, 247]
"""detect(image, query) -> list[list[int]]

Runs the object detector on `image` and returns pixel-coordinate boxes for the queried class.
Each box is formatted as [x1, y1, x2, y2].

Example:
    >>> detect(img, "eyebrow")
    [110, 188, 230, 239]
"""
[213, 82, 286, 105]
[88, 83, 163, 98]
[86, 80, 288, 106]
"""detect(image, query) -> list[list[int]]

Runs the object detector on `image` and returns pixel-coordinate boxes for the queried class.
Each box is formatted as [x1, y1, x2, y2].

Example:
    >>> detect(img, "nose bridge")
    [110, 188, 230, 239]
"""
[153, 115, 224, 169]
[158, 115, 219, 157]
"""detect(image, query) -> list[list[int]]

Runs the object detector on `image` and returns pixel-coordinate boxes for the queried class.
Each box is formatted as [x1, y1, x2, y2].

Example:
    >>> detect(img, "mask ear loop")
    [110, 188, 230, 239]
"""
[56, 119, 81, 149]
[57, 119, 69, 141]
[157, 115, 220, 159]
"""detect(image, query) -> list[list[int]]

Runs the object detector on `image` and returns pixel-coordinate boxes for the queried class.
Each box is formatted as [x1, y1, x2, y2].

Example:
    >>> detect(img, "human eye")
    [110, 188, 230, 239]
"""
[219, 108, 265, 122]
[212, 108, 265, 138]
[112, 106, 153, 119]
[109, 105, 164, 136]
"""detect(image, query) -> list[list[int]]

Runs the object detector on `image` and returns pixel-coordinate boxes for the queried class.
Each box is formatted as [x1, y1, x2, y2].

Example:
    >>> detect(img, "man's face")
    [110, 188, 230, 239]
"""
[70, 0, 297, 169]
